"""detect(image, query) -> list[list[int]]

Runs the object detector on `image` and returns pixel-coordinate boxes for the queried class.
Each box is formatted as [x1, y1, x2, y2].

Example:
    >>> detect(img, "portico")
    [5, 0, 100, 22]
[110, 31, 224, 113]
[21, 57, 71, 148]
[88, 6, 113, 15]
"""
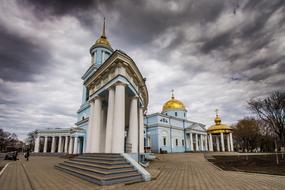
[84, 60, 148, 154]
[34, 128, 85, 154]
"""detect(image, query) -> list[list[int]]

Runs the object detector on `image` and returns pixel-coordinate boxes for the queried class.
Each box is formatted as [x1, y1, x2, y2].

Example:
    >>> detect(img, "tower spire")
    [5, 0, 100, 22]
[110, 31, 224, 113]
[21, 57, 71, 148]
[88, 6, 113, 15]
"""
[171, 89, 175, 99]
[102, 17, 106, 37]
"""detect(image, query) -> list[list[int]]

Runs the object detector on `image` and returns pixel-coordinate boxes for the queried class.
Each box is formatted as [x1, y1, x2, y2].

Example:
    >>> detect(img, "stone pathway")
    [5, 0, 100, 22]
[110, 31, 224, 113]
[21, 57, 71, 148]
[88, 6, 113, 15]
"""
[0, 153, 284, 190]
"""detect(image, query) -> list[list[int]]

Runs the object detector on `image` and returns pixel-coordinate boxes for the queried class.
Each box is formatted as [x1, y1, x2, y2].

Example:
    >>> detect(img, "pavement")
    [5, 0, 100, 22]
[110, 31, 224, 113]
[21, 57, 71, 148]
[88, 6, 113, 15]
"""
[0, 153, 285, 190]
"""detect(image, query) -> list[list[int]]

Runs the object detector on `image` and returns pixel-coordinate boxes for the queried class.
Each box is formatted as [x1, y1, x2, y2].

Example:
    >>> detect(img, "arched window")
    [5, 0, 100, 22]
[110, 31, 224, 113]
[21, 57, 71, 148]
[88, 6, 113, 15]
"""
[163, 137, 167, 146]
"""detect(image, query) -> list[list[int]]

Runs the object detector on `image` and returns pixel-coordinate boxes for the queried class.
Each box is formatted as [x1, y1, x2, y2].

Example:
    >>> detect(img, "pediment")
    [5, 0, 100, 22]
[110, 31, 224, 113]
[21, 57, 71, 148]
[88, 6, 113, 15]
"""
[84, 50, 149, 108]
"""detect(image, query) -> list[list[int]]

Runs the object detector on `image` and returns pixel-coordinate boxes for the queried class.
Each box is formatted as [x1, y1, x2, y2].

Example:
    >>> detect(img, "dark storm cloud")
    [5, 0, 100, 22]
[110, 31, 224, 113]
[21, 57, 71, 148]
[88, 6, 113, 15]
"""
[20, 0, 226, 47]
[200, 32, 232, 54]
[200, 0, 285, 54]
[0, 26, 51, 82]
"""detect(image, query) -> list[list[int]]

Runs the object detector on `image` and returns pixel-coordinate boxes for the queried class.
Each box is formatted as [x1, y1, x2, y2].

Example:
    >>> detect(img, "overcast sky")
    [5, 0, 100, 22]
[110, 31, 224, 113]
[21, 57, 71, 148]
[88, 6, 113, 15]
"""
[0, 0, 284, 140]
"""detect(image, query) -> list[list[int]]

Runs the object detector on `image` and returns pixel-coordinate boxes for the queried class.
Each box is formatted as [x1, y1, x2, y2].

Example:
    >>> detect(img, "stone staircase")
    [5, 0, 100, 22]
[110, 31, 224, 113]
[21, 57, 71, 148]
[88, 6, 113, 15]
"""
[55, 153, 144, 186]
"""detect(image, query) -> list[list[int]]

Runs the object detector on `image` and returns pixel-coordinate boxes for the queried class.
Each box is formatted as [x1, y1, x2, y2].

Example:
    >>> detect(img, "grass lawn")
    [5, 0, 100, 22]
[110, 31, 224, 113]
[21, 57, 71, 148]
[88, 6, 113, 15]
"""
[208, 154, 285, 176]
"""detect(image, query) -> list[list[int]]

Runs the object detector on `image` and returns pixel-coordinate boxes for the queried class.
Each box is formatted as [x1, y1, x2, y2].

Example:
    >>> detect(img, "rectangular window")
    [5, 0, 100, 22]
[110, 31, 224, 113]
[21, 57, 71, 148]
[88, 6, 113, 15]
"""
[163, 137, 166, 146]
[182, 139, 184, 146]
[176, 139, 178, 146]
[175, 112, 177, 116]
[85, 89, 89, 101]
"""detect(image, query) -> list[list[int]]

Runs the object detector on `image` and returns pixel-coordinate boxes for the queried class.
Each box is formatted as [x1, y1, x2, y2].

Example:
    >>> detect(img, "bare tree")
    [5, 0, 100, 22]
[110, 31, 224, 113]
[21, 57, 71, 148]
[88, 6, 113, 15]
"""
[26, 130, 37, 151]
[248, 91, 285, 147]
[0, 128, 19, 152]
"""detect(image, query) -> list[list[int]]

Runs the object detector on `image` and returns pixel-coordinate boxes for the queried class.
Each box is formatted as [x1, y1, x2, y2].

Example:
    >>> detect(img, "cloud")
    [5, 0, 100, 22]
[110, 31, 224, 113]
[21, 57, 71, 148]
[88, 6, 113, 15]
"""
[0, 0, 284, 140]
[0, 27, 51, 82]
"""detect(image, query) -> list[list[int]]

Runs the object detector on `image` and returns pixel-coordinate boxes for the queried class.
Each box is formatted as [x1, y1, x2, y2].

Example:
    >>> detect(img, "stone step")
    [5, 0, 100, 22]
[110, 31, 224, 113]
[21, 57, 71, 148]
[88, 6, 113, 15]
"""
[77, 155, 125, 161]
[55, 164, 143, 186]
[64, 160, 133, 170]
[72, 158, 128, 166]
[59, 162, 136, 175]
[83, 153, 121, 157]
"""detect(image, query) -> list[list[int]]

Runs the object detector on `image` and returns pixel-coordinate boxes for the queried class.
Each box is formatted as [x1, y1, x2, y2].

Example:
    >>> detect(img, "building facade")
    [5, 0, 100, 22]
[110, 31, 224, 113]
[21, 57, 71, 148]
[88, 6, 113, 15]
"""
[145, 93, 208, 153]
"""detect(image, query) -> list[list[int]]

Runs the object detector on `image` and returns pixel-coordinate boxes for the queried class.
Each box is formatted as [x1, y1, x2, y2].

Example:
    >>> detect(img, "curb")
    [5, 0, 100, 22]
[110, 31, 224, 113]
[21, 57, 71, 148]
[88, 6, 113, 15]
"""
[0, 162, 10, 177]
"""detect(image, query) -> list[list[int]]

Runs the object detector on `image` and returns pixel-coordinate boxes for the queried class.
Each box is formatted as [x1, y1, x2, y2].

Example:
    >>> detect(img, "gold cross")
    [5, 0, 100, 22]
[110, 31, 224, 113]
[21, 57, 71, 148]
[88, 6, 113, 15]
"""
[215, 109, 219, 116]
[171, 89, 174, 98]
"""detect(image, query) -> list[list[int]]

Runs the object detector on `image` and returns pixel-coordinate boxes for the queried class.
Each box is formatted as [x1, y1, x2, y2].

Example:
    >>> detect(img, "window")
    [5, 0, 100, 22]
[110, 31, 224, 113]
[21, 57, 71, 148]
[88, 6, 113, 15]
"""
[184, 113, 186, 117]
[182, 139, 184, 146]
[82, 116, 85, 120]
[176, 139, 178, 146]
[163, 137, 167, 146]
[165, 113, 168, 115]
[85, 89, 89, 101]
[175, 112, 177, 116]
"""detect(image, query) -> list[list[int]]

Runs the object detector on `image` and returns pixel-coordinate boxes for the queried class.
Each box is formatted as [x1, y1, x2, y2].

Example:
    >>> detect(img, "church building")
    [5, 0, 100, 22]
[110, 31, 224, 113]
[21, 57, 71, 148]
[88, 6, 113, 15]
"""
[34, 20, 148, 155]
[145, 92, 208, 153]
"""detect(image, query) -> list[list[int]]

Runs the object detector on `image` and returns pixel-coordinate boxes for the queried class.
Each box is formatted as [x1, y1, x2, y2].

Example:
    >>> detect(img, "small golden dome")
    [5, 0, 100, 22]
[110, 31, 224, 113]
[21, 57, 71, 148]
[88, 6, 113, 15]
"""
[95, 35, 112, 48]
[162, 91, 186, 111]
[91, 18, 113, 51]
[207, 111, 232, 134]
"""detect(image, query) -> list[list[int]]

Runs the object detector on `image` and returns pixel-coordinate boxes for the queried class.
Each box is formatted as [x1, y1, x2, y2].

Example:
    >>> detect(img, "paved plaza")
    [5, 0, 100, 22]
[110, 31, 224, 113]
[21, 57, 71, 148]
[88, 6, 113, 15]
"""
[0, 153, 285, 190]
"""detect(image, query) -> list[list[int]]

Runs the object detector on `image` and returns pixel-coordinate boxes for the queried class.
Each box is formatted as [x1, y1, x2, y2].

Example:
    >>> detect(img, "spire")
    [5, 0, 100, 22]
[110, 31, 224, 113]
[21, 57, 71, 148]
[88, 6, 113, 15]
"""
[171, 89, 175, 99]
[102, 17, 106, 37]
[91, 17, 113, 52]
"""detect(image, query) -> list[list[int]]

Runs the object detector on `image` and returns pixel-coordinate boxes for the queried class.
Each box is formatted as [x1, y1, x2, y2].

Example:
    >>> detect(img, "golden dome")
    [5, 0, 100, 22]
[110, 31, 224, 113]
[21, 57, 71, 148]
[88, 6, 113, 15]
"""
[95, 36, 111, 47]
[90, 18, 113, 51]
[162, 91, 186, 111]
[207, 111, 232, 134]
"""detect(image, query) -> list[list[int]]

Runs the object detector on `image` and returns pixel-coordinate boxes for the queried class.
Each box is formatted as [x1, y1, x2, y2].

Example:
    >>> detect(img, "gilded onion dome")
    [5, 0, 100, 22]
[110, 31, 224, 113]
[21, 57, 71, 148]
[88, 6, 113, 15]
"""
[207, 110, 232, 134]
[90, 18, 113, 52]
[162, 91, 186, 111]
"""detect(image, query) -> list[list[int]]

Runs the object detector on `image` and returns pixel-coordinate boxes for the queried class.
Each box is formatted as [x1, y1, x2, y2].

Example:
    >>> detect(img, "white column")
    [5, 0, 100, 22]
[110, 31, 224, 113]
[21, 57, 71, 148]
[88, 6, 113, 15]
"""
[221, 133, 225, 152]
[91, 97, 102, 153]
[64, 136, 68, 153]
[200, 135, 204, 151]
[190, 133, 193, 151]
[216, 136, 220, 151]
[58, 136, 62, 153]
[205, 135, 208, 151]
[195, 133, 198, 151]
[227, 134, 230, 152]
[209, 134, 213, 151]
[43, 136, 48, 153]
[139, 107, 144, 154]
[86, 100, 95, 153]
[99, 107, 107, 153]
[105, 87, 115, 153]
[230, 133, 234, 151]
[127, 96, 138, 153]
[73, 136, 78, 154]
[34, 136, 40, 153]
[51, 136, 56, 153]
[68, 137, 74, 154]
[186, 133, 190, 149]
[112, 83, 125, 153]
